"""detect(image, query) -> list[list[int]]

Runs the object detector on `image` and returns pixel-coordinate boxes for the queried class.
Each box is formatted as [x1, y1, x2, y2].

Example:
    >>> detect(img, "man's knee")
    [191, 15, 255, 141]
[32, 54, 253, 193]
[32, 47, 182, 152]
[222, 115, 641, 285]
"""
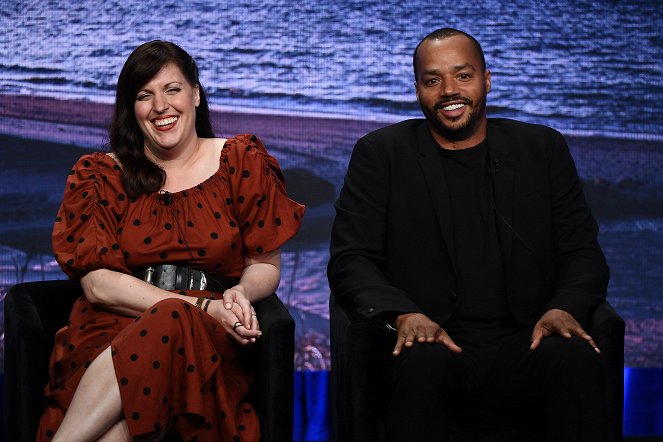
[385, 343, 460, 436]
[390, 343, 458, 390]
[536, 336, 605, 387]
[539, 335, 601, 364]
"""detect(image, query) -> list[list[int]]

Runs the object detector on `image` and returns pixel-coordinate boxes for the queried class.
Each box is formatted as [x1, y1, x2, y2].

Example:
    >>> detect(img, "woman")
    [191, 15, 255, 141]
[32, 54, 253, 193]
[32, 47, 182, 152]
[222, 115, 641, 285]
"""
[38, 41, 305, 441]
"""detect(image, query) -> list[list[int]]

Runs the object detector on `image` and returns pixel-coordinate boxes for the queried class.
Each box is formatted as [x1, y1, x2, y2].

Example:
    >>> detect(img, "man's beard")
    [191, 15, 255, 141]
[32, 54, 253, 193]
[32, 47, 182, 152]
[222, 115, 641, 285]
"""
[420, 94, 486, 142]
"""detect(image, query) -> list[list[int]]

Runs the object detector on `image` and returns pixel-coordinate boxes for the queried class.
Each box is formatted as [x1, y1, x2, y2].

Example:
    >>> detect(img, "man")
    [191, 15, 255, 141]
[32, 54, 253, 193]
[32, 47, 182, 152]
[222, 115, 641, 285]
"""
[327, 28, 610, 441]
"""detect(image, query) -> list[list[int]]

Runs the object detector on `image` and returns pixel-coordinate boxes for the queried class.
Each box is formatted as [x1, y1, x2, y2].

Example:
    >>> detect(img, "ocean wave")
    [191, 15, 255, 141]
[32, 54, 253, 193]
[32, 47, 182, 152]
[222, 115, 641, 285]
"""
[600, 218, 663, 233]
[1, 0, 660, 142]
[0, 64, 64, 75]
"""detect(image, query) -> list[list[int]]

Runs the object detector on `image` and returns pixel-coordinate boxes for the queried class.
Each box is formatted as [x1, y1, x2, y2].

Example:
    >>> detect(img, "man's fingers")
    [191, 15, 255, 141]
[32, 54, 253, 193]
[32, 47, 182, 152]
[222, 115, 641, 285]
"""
[571, 326, 600, 353]
[530, 310, 601, 353]
[393, 329, 418, 355]
[588, 338, 601, 353]
[436, 331, 462, 353]
[393, 335, 406, 355]
[530, 327, 545, 350]
[392, 314, 454, 355]
[394, 328, 462, 355]
[568, 323, 591, 339]
[411, 325, 435, 344]
[417, 329, 434, 344]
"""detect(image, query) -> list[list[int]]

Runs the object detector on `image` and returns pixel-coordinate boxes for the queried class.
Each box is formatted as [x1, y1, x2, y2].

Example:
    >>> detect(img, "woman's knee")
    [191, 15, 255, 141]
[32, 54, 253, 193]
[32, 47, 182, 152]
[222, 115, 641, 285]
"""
[133, 298, 198, 339]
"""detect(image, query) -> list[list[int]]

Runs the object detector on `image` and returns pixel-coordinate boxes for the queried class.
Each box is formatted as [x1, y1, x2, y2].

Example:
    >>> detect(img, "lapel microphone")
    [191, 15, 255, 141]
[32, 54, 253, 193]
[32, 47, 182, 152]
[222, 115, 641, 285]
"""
[160, 190, 173, 206]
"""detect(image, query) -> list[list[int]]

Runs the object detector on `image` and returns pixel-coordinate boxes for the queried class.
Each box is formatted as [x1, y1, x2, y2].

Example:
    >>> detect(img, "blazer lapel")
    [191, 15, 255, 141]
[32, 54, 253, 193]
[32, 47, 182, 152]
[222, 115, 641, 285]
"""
[415, 124, 458, 274]
[486, 121, 516, 271]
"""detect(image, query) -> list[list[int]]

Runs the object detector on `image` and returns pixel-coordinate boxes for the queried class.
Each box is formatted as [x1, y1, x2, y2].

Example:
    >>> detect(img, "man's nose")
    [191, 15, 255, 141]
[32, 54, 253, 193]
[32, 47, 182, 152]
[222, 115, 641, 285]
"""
[440, 77, 458, 97]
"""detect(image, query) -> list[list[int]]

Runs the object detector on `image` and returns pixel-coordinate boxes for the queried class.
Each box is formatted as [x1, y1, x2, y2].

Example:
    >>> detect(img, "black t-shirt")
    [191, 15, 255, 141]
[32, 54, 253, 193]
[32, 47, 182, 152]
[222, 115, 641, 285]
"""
[437, 140, 513, 331]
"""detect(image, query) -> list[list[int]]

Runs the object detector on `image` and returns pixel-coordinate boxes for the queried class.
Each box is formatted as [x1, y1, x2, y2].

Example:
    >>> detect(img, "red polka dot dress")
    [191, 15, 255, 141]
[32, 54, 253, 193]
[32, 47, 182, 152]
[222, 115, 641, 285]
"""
[37, 134, 305, 441]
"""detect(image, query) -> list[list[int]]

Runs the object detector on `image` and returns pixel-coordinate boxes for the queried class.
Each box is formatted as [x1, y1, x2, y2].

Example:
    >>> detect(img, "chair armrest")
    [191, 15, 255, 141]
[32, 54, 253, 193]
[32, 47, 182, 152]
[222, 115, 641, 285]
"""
[4, 280, 81, 442]
[588, 301, 625, 388]
[330, 296, 388, 442]
[588, 301, 625, 343]
[588, 301, 625, 442]
[249, 293, 295, 442]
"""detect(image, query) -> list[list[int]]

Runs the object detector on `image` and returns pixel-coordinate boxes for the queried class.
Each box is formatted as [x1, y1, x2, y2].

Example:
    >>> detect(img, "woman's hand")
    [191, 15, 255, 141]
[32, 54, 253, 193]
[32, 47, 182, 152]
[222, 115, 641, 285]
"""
[207, 299, 261, 345]
[222, 285, 254, 329]
[215, 248, 281, 342]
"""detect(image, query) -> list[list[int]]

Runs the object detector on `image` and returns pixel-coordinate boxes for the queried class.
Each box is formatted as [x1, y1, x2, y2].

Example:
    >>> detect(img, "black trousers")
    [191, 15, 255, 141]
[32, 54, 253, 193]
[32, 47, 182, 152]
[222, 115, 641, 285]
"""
[383, 327, 608, 442]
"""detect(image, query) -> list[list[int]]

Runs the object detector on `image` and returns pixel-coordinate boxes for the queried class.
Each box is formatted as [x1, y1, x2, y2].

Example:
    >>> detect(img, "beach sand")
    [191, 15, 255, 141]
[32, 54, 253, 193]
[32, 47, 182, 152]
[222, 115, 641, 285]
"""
[0, 93, 385, 160]
[1, 93, 662, 367]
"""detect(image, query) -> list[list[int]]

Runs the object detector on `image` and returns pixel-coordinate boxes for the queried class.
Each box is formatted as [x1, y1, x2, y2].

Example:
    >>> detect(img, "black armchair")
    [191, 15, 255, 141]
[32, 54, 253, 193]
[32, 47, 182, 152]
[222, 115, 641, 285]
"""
[330, 297, 625, 442]
[4, 280, 295, 442]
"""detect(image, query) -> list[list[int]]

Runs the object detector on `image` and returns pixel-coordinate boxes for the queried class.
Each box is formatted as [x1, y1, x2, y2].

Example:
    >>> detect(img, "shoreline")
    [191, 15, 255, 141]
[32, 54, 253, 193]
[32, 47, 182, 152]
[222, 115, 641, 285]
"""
[2, 92, 662, 145]
[0, 94, 387, 160]
[1, 93, 662, 188]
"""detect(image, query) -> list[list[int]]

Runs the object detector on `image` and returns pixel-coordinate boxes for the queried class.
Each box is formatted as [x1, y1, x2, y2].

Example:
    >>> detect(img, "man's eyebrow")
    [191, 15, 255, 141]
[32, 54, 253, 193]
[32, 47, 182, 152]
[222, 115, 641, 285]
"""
[420, 63, 478, 76]
[452, 63, 477, 72]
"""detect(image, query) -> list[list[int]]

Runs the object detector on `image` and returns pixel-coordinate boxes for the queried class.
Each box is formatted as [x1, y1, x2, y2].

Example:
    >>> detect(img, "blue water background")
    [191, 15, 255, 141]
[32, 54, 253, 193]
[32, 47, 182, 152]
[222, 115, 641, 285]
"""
[1, 1, 662, 437]
[0, 0, 661, 139]
[1, 0, 662, 368]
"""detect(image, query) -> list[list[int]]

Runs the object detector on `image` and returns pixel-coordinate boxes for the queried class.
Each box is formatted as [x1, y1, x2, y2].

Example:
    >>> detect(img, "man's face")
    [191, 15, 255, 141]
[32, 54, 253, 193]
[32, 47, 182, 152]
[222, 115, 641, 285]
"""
[414, 35, 491, 147]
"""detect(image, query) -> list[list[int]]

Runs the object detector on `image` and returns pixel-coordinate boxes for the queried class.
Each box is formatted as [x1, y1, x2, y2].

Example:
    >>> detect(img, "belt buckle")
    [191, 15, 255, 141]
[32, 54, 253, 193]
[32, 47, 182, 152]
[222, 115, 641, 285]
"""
[187, 269, 208, 290]
[199, 271, 207, 290]
[144, 266, 155, 285]
[188, 269, 194, 290]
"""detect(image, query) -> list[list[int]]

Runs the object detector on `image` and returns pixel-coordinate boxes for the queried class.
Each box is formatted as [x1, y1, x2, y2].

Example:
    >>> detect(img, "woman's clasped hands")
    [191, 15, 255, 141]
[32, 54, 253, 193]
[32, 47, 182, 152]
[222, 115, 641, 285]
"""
[206, 285, 261, 345]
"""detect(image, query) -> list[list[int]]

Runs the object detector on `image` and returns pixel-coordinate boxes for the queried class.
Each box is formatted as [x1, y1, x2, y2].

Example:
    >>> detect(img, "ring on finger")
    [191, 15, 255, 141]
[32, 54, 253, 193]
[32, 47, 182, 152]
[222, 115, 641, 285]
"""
[233, 321, 242, 332]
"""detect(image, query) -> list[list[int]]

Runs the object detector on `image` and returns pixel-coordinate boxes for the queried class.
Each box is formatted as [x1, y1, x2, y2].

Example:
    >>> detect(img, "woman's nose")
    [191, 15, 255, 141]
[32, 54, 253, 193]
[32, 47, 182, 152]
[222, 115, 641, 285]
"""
[153, 93, 169, 113]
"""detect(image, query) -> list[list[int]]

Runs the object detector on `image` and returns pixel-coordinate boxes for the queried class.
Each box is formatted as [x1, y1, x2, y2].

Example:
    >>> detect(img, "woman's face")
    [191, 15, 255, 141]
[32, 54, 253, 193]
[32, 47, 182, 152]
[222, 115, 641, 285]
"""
[134, 62, 200, 155]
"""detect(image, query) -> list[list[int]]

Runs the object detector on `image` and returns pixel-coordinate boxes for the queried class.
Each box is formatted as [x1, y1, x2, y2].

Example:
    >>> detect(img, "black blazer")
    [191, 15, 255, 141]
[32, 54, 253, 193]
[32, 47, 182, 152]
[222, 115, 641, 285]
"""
[328, 118, 609, 328]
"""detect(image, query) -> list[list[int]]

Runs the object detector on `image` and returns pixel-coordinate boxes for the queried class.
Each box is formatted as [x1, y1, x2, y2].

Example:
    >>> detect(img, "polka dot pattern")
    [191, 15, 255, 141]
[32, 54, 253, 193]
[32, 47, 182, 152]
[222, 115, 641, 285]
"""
[41, 135, 304, 441]
[222, 135, 305, 258]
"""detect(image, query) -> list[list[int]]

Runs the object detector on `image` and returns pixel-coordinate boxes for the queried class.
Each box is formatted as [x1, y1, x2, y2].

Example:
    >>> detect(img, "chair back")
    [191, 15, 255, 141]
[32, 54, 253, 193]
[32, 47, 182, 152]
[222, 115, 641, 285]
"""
[4, 280, 295, 442]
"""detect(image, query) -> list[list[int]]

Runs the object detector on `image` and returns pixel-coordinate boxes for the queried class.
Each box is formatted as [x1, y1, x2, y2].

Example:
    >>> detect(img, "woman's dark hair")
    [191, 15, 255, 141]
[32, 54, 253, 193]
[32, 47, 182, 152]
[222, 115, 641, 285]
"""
[109, 40, 215, 198]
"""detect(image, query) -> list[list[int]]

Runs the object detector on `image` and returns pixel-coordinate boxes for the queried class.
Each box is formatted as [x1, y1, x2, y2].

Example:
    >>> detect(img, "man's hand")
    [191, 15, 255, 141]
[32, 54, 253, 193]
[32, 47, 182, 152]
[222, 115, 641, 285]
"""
[530, 308, 600, 353]
[392, 313, 462, 356]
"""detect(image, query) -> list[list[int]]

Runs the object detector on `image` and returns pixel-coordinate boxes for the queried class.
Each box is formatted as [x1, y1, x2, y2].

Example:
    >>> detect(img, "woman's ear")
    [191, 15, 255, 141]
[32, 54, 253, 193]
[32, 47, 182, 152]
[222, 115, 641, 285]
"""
[194, 85, 200, 107]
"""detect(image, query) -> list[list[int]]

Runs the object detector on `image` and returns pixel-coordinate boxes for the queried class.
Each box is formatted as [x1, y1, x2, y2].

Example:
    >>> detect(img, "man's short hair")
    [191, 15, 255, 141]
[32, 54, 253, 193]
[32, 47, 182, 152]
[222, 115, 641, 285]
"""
[413, 28, 486, 80]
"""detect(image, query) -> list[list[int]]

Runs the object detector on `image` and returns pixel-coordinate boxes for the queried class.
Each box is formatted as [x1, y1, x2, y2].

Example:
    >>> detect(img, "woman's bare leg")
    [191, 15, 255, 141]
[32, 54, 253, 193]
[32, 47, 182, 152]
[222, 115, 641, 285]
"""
[53, 347, 124, 442]
[97, 420, 133, 442]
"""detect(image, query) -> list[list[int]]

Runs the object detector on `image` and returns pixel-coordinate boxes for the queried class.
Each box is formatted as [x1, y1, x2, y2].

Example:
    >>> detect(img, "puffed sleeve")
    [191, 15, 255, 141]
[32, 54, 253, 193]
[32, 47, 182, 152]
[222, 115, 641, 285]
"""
[222, 134, 305, 255]
[52, 152, 131, 278]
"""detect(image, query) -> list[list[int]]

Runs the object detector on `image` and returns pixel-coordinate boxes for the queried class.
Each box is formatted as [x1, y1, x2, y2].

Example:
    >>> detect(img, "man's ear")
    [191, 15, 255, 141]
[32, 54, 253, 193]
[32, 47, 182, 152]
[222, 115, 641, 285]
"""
[485, 70, 491, 94]
[414, 81, 420, 103]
